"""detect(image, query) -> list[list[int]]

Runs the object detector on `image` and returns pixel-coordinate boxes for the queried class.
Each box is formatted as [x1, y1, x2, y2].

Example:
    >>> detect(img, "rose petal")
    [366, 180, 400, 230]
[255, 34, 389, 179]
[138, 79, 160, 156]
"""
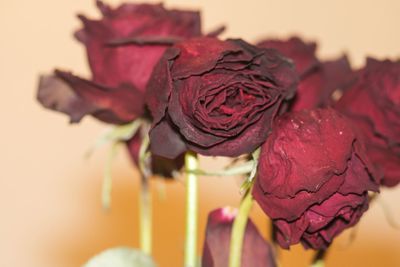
[256, 108, 355, 198]
[37, 74, 98, 123]
[55, 70, 144, 124]
[202, 208, 276, 267]
[149, 119, 187, 159]
[257, 37, 319, 77]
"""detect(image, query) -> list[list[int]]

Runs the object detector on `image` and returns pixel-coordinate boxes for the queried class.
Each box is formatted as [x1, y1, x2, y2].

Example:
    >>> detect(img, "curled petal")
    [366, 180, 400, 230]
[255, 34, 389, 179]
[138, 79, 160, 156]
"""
[37, 74, 97, 123]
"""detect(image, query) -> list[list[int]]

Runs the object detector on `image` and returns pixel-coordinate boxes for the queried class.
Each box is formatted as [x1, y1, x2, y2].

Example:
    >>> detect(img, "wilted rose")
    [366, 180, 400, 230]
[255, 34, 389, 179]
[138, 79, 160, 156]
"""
[37, 1, 202, 175]
[75, 0, 201, 92]
[258, 37, 354, 111]
[37, 0, 201, 124]
[147, 37, 298, 159]
[336, 58, 400, 186]
[202, 207, 276, 267]
[252, 108, 380, 249]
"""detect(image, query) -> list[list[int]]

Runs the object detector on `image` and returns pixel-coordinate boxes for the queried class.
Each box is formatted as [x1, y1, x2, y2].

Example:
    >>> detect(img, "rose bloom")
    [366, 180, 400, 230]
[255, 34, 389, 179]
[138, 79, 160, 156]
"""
[38, 0, 201, 124]
[202, 208, 276, 267]
[37, 1, 202, 176]
[252, 108, 380, 249]
[146, 37, 298, 159]
[258, 37, 354, 111]
[336, 58, 400, 186]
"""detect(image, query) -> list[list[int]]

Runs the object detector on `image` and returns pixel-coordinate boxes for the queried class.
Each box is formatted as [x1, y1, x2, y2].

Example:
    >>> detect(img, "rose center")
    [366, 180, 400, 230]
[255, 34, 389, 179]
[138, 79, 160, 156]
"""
[205, 87, 257, 118]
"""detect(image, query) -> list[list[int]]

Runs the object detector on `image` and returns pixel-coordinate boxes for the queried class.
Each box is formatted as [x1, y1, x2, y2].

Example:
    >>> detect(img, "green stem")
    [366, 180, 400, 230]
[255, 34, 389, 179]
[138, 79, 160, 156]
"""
[102, 142, 119, 210]
[184, 151, 199, 267]
[229, 189, 254, 267]
[139, 176, 152, 255]
[311, 260, 325, 267]
[186, 161, 254, 177]
[138, 131, 152, 255]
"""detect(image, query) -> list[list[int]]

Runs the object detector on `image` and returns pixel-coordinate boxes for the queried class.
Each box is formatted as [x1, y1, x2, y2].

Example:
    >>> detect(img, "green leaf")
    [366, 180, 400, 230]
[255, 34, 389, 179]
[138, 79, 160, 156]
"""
[82, 247, 157, 267]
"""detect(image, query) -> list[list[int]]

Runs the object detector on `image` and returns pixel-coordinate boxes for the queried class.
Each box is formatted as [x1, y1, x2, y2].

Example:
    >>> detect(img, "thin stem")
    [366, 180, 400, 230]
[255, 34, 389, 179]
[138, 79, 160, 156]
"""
[138, 132, 152, 255]
[185, 161, 254, 177]
[139, 175, 152, 255]
[184, 151, 199, 267]
[101, 142, 119, 210]
[311, 260, 325, 267]
[229, 189, 254, 267]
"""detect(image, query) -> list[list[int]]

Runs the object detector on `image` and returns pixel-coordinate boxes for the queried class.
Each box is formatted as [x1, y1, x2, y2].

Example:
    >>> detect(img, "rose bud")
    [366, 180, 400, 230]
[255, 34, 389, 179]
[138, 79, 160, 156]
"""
[202, 207, 276, 267]
[258, 37, 354, 111]
[146, 37, 298, 159]
[37, 1, 201, 124]
[252, 108, 380, 250]
[336, 58, 400, 186]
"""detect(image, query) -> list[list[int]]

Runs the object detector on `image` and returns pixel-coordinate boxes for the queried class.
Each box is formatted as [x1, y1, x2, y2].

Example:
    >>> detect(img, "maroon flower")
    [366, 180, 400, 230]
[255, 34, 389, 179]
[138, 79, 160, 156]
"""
[336, 58, 400, 186]
[37, 0, 201, 124]
[37, 1, 202, 176]
[202, 208, 276, 267]
[252, 108, 380, 249]
[146, 37, 298, 159]
[258, 37, 354, 111]
[75, 0, 201, 92]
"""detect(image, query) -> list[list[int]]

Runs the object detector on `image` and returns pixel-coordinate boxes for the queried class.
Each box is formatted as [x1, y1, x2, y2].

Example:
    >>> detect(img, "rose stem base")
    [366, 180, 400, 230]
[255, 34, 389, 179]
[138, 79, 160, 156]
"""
[184, 151, 199, 267]
[229, 188, 253, 267]
[139, 175, 152, 255]
[138, 130, 152, 255]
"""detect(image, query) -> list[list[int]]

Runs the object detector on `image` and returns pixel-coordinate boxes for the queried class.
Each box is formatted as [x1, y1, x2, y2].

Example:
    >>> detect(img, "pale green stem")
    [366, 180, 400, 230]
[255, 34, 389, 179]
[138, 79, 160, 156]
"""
[229, 189, 254, 267]
[310, 260, 325, 267]
[102, 142, 119, 210]
[139, 176, 152, 255]
[184, 151, 199, 267]
[186, 161, 254, 177]
[138, 133, 152, 255]
[376, 195, 400, 229]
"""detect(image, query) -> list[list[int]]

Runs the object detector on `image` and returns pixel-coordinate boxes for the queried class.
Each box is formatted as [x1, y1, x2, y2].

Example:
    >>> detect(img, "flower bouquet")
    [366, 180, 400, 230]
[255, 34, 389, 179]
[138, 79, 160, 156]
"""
[37, 1, 400, 266]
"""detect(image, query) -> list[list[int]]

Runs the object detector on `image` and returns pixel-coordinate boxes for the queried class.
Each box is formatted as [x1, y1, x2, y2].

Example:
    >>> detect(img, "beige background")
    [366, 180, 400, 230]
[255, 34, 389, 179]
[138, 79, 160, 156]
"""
[1, 0, 400, 266]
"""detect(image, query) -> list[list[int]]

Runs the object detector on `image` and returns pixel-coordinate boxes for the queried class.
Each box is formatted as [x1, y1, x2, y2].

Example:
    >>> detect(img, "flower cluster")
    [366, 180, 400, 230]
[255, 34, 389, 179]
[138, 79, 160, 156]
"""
[37, 0, 399, 265]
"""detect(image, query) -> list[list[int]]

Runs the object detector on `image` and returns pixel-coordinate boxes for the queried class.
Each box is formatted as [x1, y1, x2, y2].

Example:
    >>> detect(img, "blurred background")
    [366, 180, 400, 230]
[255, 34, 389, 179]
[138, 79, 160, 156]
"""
[1, 0, 400, 266]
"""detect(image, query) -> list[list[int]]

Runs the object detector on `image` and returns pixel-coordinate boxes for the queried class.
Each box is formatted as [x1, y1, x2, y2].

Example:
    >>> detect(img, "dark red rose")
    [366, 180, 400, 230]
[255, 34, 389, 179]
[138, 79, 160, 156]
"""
[202, 208, 276, 267]
[37, 1, 201, 124]
[258, 37, 354, 111]
[252, 108, 380, 250]
[146, 37, 298, 159]
[336, 58, 400, 186]
[75, 0, 201, 92]
[37, 1, 202, 177]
